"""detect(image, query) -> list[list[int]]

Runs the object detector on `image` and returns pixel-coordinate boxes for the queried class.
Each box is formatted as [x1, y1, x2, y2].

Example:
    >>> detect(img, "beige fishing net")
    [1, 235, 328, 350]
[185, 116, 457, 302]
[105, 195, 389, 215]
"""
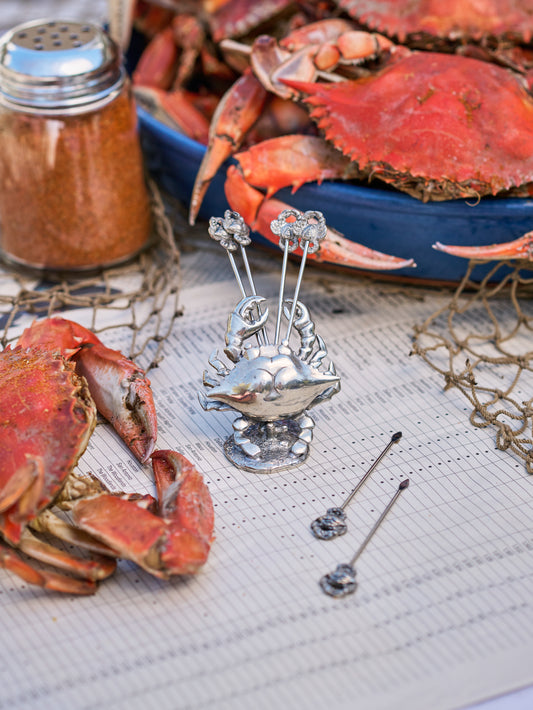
[411, 259, 533, 473]
[4, 187, 533, 475]
[0, 181, 182, 370]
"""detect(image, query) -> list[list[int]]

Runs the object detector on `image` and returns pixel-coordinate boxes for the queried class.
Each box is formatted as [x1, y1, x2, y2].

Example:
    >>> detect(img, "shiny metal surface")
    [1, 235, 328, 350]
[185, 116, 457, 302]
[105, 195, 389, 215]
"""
[0, 19, 123, 111]
[319, 480, 409, 598]
[200, 209, 340, 473]
[310, 432, 402, 539]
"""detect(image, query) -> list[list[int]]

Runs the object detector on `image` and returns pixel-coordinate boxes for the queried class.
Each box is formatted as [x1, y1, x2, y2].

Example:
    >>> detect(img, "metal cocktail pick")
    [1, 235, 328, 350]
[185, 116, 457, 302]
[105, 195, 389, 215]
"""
[270, 209, 326, 344]
[310, 431, 402, 540]
[320, 478, 410, 598]
[208, 209, 267, 345]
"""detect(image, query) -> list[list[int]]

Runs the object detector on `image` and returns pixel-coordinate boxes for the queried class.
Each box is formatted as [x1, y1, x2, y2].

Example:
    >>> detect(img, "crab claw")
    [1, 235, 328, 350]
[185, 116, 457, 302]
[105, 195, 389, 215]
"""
[151, 450, 214, 573]
[17, 318, 158, 463]
[17, 316, 100, 357]
[70, 450, 214, 579]
[234, 134, 360, 198]
[225, 164, 415, 271]
[225, 295, 269, 362]
[433, 232, 533, 261]
[132, 25, 178, 89]
[74, 344, 157, 464]
[189, 68, 269, 225]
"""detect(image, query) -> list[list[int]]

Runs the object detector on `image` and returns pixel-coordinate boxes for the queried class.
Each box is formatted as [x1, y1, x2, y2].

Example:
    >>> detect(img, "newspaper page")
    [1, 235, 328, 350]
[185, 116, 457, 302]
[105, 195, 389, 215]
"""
[1, 240, 532, 710]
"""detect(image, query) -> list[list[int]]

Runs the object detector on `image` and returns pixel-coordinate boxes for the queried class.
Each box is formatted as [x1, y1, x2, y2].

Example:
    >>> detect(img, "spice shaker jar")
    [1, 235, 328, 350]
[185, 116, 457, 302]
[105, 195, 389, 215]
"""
[0, 19, 151, 272]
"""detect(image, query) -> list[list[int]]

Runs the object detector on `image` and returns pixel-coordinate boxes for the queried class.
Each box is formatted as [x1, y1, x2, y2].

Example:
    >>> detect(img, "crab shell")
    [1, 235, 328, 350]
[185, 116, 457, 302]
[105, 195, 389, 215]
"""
[208, 0, 295, 42]
[339, 0, 533, 44]
[205, 343, 340, 421]
[0, 347, 96, 544]
[286, 50, 533, 201]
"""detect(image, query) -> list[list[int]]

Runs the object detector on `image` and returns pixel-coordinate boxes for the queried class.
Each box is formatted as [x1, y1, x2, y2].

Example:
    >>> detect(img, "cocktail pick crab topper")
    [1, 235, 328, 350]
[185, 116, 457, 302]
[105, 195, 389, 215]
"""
[199, 208, 340, 473]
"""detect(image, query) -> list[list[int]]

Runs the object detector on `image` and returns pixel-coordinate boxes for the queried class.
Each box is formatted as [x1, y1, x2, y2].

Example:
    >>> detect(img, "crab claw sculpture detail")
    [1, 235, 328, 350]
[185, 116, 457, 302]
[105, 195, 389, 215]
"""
[200, 297, 340, 472]
[433, 232, 533, 262]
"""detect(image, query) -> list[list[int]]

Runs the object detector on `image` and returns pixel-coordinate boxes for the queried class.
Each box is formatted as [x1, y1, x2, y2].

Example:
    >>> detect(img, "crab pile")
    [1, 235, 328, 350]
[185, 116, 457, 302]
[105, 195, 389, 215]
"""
[0, 316, 214, 595]
[120, 0, 533, 267]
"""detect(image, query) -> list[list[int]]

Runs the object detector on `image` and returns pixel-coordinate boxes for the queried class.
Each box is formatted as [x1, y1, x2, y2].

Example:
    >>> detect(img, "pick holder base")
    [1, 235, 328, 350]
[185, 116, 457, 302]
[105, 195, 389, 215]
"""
[223, 418, 309, 473]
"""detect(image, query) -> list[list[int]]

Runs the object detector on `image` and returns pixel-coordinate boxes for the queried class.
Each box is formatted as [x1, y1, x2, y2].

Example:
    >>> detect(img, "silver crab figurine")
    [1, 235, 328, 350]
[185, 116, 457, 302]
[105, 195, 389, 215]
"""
[199, 208, 340, 473]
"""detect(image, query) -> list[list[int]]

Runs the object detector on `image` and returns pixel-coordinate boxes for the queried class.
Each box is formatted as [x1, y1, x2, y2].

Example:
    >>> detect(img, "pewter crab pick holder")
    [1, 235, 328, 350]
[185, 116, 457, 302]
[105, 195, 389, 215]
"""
[199, 208, 340, 473]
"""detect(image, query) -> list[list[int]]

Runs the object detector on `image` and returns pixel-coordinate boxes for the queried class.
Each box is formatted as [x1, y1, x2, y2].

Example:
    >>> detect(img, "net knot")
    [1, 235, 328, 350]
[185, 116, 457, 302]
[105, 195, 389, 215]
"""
[495, 423, 514, 451]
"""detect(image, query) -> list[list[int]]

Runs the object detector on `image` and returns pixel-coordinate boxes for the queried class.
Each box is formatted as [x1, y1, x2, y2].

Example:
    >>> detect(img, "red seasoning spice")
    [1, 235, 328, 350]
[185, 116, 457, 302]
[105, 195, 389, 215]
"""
[0, 20, 151, 272]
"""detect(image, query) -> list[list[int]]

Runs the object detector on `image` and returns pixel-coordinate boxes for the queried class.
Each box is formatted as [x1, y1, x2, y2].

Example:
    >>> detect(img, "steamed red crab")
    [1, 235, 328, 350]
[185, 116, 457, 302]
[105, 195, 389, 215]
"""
[183, 18, 533, 265]
[0, 317, 214, 595]
[338, 0, 533, 49]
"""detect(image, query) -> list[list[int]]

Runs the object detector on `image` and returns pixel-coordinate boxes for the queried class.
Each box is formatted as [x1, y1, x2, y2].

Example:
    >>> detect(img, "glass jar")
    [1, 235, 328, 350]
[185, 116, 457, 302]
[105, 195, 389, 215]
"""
[0, 19, 151, 272]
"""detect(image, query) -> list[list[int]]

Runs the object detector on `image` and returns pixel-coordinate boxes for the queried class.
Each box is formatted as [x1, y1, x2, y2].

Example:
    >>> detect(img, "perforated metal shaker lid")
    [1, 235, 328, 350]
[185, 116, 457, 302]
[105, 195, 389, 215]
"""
[0, 19, 125, 112]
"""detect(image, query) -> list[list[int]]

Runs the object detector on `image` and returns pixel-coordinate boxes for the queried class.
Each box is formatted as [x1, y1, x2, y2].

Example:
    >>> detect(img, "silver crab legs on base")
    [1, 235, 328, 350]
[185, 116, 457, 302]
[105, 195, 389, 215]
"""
[199, 208, 340, 473]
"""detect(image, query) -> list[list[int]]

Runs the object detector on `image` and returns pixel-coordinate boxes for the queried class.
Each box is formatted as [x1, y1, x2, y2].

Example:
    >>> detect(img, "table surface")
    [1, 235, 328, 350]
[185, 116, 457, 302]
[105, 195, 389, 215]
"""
[1, 3, 532, 710]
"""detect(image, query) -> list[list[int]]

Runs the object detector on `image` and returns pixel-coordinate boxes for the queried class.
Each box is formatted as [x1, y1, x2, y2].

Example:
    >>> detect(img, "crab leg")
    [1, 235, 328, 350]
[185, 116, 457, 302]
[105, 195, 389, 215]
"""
[133, 25, 178, 89]
[234, 134, 360, 196]
[0, 459, 44, 514]
[189, 68, 269, 224]
[70, 450, 214, 579]
[225, 163, 415, 271]
[0, 542, 98, 595]
[31, 509, 121, 556]
[18, 529, 117, 581]
[433, 233, 533, 261]
[134, 86, 211, 143]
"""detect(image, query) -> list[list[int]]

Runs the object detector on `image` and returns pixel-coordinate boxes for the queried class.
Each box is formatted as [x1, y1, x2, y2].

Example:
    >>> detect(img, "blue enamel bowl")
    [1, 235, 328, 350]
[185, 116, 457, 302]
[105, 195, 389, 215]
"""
[137, 105, 533, 284]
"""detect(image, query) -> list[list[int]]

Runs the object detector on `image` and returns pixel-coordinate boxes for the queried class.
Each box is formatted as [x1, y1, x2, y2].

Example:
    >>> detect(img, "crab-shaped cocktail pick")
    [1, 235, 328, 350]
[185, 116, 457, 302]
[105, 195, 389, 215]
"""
[320, 478, 410, 598]
[200, 208, 340, 473]
[271, 208, 300, 343]
[208, 209, 267, 345]
[270, 209, 326, 344]
[311, 431, 402, 540]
